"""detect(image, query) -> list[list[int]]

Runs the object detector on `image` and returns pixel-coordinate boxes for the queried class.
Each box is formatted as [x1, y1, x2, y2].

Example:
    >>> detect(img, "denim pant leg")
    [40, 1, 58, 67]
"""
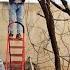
[9, 4, 17, 34]
[16, 4, 24, 34]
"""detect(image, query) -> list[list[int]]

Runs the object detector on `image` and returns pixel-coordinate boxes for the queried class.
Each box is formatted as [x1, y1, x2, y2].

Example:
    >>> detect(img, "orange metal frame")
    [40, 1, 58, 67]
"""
[5, 22, 25, 70]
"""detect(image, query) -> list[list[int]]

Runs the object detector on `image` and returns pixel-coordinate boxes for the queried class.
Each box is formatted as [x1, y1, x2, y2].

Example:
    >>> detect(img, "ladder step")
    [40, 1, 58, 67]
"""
[10, 46, 23, 49]
[9, 38, 23, 41]
[11, 54, 22, 57]
[11, 61, 22, 64]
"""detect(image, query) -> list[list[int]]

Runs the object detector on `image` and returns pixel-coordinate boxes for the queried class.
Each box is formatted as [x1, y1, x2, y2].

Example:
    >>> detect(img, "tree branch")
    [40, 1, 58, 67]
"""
[51, 0, 70, 15]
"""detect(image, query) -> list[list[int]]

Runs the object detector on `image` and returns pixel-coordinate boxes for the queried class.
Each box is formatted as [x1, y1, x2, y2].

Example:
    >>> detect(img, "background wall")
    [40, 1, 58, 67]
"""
[0, 2, 70, 70]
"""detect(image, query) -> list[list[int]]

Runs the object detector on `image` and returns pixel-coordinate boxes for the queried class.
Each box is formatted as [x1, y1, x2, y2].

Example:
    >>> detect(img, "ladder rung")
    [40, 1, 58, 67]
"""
[10, 66, 22, 69]
[9, 38, 23, 41]
[10, 46, 23, 49]
[11, 61, 22, 64]
[11, 54, 22, 57]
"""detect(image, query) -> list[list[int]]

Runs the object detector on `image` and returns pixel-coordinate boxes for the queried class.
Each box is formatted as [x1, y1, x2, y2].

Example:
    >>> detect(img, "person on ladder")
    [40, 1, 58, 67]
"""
[9, 0, 25, 39]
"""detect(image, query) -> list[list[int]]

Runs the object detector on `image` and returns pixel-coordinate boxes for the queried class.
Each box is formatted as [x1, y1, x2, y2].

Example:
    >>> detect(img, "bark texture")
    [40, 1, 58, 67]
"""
[38, 0, 61, 70]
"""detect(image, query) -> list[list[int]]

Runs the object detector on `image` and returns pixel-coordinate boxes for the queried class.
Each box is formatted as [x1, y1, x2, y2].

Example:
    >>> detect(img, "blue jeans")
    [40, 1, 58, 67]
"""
[9, 3, 24, 34]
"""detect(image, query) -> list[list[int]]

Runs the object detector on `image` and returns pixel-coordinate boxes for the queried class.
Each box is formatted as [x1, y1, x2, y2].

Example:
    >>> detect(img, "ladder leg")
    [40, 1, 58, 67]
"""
[6, 36, 9, 70]
[22, 33, 25, 70]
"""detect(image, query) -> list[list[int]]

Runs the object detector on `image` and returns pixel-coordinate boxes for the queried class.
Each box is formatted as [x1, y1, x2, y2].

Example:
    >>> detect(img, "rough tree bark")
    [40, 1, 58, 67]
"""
[38, 0, 61, 70]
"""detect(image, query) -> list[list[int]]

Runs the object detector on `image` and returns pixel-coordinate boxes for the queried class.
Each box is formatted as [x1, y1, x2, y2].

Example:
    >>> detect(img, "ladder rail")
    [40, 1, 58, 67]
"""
[5, 35, 9, 70]
[22, 33, 25, 70]
[8, 21, 24, 34]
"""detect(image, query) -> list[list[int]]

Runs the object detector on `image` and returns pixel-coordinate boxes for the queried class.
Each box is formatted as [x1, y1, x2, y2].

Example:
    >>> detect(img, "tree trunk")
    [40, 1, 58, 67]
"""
[38, 0, 61, 70]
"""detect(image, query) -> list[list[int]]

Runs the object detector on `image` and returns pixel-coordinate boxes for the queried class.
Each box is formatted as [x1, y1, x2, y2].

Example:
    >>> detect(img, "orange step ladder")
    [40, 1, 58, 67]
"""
[6, 22, 25, 70]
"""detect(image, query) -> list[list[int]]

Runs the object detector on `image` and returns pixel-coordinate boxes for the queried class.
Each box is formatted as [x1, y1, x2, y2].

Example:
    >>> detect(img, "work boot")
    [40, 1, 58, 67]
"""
[16, 33, 21, 39]
[9, 33, 13, 38]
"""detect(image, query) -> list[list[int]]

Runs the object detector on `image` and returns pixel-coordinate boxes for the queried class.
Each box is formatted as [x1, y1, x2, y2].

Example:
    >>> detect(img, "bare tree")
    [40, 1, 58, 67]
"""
[38, 0, 61, 70]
